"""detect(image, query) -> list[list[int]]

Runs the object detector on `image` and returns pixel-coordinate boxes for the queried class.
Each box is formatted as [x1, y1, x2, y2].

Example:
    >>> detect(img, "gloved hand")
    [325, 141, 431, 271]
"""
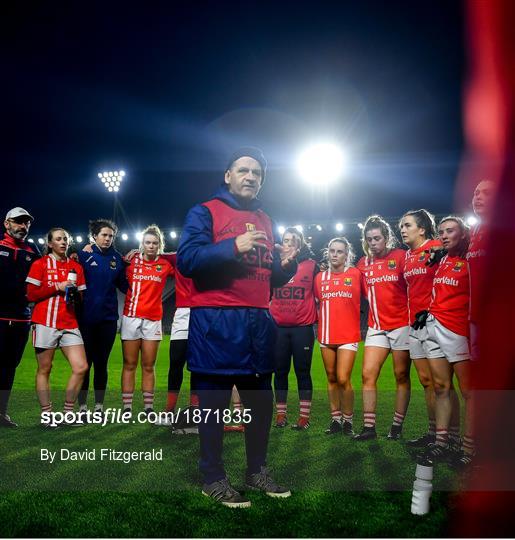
[412, 310, 429, 330]
[425, 248, 447, 267]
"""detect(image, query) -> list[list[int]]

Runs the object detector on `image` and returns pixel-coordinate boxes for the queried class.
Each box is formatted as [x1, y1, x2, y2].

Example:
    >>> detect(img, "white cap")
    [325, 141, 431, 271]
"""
[5, 207, 34, 222]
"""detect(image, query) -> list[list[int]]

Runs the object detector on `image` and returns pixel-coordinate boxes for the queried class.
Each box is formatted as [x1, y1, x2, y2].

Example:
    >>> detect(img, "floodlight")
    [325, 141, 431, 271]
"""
[28, 238, 34, 243]
[335, 222, 344, 232]
[296, 142, 346, 185]
[170, 231, 177, 239]
[97, 173, 102, 179]
[316, 225, 323, 231]
[466, 216, 478, 227]
[135, 232, 143, 241]
[121, 233, 128, 241]
[277, 225, 286, 236]
[113, 186, 119, 192]
[357, 223, 364, 230]
[294, 225, 303, 233]
[120, 171, 125, 176]
[38, 238, 44, 244]
[76, 236, 83, 243]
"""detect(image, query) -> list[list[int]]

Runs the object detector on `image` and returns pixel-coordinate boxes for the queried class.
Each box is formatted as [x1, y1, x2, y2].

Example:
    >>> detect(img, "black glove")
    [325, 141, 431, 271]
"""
[425, 248, 447, 267]
[412, 310, 429, 330]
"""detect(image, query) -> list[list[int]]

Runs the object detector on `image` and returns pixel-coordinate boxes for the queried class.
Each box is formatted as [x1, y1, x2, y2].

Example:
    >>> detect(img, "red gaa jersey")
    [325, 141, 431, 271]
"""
[161, 253, 192, 308]
[124, 255, 174, 320]
[429, 254, 470, 336]
[26, 255, 86, 329]
[357, 248, 408, 331]
[404, 239, 442, 325]
[271, 259, 317, 326]
[466, 224, 487, 323]
[314, 267, 361, 345]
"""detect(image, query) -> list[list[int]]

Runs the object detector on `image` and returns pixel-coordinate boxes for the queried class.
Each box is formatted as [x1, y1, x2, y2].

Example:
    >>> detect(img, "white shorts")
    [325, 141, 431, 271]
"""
[409, 327, 427, 360]
[319, 342, 359, 352]
[120, 316, 162, 341]
[365, 326, 410, 351]
[421, 314, 470, 363]
[32, 324, 83, 349]
[170, 307, 190, 341]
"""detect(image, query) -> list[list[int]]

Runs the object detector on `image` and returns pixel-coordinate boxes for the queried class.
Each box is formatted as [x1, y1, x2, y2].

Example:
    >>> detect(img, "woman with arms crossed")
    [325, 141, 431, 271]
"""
[26, 228, 88, 426]
[354, 215, 411, 441]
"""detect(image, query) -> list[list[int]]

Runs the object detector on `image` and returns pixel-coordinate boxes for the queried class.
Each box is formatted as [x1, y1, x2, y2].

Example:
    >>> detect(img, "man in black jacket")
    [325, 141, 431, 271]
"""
[0, 207, 39, 427]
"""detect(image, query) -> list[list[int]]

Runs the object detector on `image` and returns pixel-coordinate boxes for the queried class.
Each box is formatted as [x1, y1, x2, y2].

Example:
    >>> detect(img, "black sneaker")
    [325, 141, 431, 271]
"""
[450, 450, 475, 470]
[342, 421, 354, 436]
[419, 442, 452, 463]
[387, 424, 402, 440]
[406, 432, 436, 447]
[353, 426, 377, 441]
[245, 466, 291, 498]
[202, 478, 251, 508]
[172, 407, 199, 435]
[325, 419, 343, 435]
[0, 413, 18, 428]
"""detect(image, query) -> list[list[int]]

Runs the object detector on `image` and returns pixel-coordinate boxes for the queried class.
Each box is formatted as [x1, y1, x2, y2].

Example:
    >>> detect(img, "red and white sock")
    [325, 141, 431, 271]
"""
[331, 410, 343, 423]
[166, 391, 179, 412]
[299, 400, 311, 419]
[41, 402, 52, 414]
[343, 412, 353, 425]
[190, 393, 199, 408]
[276, 402, 287, 416]
[364, 412, 376, 428]
[143, 391, 154, 411]
[462, 435, 475, 455]
[428, 420, 436, 437]
[122, 392, 133, 411]
[392, 411, 405, 427]
[64, 400, 74, 412]
[435, 428, 449, 446]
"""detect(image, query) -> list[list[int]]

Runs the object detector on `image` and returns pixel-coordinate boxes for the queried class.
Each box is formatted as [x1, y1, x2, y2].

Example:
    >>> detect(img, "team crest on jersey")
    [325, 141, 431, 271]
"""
[110, 260, 117, 269]
[344, 277, 352, 286]
[156, 265, 162, 272]
[453, 261, 464, 272]
[246, 223, 256, 232]
[418, 253, 426, 262]
[388, 259, 396, 270]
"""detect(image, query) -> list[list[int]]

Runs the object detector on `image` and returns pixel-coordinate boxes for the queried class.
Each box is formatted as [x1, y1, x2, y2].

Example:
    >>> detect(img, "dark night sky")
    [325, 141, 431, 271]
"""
[5, 1, 466, 246]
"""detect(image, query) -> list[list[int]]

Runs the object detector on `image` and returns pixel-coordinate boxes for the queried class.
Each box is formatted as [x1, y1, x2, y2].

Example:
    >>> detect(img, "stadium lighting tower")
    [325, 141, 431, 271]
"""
[466, 215, 479, 227]
[296, 143, 346, 186]
[98, 170, 125, 193]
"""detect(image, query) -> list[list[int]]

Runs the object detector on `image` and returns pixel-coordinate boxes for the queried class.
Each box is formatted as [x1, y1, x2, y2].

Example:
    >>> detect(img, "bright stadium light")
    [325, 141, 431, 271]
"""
[466, 215, 479, 227]
[296, 142, 346, 186]
[28, 238, 34, 243]
[38, 238, 44, 245]
[294, 224, 303, 233]
[98, 170, 125, 193]
[277, 225, 286, 236]
[121, 233, 128, 241]
[316, 224, 323, 231]
[357, 222, 364, 230]
[335, 222, 344, 232]
[135, 232, 143, 242]
[170, 231, 177, 239]
[76, 236, 83, 243]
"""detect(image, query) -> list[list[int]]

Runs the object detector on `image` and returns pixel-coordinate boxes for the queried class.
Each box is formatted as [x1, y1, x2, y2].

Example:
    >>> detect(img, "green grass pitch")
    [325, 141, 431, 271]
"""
[0, 339, 460, 537]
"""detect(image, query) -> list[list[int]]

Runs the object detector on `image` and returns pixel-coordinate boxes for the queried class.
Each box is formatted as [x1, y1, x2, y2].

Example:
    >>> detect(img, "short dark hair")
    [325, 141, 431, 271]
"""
[89, 219, 118, 238]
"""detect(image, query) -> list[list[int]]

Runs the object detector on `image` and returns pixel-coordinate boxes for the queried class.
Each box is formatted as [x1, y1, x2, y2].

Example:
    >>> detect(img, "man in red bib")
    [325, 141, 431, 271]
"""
[178, 147, 297, 508]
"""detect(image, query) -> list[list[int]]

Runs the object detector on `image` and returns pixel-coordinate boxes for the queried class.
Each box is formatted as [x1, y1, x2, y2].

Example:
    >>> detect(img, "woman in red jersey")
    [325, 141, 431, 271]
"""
[120, 225, 174, 416]
[417, 217, 473, 467]
[354, 215, 411, 441]
[26, 228, 88, 426]
[315, 237, 362, 436]
[271, 228, 318, 431]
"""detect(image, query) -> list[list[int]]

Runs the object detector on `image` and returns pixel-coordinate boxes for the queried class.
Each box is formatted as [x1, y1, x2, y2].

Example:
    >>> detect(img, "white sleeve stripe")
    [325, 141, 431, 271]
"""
[26, 277, 41, 286]
[77, 285, 87, 291]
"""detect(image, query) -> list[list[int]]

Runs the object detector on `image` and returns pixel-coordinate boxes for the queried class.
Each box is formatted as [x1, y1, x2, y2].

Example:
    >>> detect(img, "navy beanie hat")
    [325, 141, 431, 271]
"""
[225, 146, 267, 183]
